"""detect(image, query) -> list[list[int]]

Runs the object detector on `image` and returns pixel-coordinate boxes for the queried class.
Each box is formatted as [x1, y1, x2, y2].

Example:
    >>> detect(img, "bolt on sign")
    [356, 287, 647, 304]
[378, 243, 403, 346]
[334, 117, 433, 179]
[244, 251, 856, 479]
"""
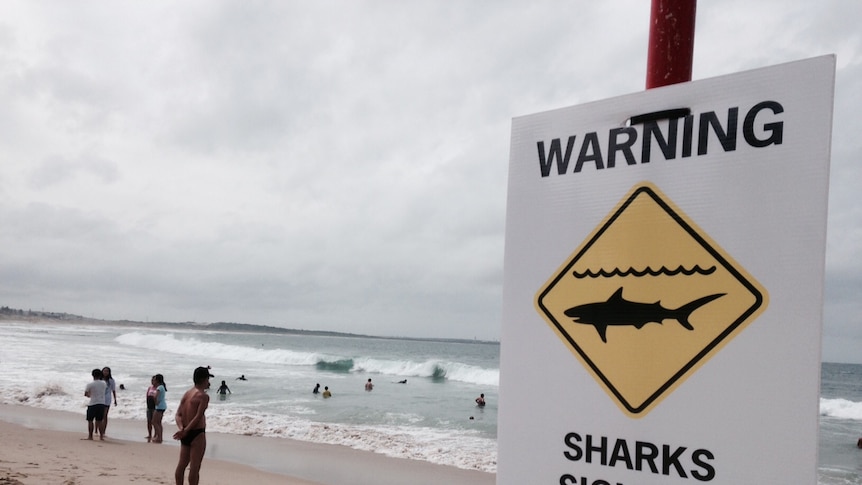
[499, 56, 835, 485]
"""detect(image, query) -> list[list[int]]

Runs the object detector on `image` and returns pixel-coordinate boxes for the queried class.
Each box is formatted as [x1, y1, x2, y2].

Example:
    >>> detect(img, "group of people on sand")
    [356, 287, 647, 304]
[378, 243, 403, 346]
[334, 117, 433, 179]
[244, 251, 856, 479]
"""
[85, 366, 215, 485]
[86, 367, 487, 485]
[83, 366, 117, 441]
[145, 373, 168, 442]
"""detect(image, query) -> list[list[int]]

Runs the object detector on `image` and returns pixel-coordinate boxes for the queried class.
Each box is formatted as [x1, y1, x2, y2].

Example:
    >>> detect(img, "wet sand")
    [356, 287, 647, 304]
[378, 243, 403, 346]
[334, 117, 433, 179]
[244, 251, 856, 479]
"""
[0, 404, 495, 485]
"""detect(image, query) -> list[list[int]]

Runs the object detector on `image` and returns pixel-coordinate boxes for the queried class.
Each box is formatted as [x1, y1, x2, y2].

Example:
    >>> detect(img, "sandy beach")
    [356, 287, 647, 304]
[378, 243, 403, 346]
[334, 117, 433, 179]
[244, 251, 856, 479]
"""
[0, 404, 495, 485]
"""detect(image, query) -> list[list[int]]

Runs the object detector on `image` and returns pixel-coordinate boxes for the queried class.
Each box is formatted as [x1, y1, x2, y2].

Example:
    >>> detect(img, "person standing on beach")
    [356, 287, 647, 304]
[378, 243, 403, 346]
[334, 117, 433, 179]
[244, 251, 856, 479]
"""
[100, 367, 117, 437]
[146, 375, 158, 442]
[153, 374, 167, 443]
[84, 369, 107, 440]
[174, 366, 212, 485]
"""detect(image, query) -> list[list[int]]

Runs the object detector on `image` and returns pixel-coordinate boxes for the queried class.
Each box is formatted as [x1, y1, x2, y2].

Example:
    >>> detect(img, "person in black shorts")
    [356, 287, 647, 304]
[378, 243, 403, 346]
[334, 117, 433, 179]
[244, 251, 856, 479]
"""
[146, 375, 159, 441]
[174, 367, 212, 485]
[84, 369, 107, 440]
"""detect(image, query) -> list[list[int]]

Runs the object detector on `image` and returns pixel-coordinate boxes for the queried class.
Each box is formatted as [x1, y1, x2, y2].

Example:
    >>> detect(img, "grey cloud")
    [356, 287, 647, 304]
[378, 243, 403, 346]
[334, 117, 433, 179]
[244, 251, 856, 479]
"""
[28, 154, 120, 189]
[0, 1, 859, 343]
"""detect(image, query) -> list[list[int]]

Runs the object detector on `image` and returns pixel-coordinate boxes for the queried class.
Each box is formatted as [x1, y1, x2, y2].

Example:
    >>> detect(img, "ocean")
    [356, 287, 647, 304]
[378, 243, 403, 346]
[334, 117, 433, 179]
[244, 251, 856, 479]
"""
[1, 320, 860, 482]
[819, 362, 862, 484]
[0, 320, 499, 473]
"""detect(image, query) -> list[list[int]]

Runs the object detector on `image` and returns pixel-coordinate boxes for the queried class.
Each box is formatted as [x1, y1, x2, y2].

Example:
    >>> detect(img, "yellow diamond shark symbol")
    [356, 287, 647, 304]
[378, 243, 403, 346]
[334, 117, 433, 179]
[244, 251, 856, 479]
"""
[536, 182, 768, 417]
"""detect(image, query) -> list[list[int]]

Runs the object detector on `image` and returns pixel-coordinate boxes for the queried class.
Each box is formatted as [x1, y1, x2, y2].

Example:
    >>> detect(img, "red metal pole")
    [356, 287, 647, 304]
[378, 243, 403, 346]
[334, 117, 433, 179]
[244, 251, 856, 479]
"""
[646, 0, 697, 89]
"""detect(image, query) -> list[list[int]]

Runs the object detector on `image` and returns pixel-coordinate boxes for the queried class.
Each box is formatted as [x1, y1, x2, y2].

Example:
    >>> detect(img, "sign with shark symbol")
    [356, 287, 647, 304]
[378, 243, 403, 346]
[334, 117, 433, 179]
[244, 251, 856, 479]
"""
[536, 182, 768, 417]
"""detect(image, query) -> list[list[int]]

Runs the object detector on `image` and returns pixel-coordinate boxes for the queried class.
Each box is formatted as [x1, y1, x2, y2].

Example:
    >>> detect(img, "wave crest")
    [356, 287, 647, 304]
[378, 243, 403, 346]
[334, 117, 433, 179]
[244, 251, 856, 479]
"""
[316, 358, 354, 372]
[821, 398, 862, 420]
[115, 332, 499, 387]
[34, 384, 67, 399]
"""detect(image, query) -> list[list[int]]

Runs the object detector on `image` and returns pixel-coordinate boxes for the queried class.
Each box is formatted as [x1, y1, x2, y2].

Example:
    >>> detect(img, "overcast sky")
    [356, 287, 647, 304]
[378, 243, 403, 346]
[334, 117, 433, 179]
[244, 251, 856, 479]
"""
[0, 1, 859, 357]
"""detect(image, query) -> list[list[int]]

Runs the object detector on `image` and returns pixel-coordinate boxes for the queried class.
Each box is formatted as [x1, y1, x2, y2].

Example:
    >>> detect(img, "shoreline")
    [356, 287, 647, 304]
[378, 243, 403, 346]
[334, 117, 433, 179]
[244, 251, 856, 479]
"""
[0, 404, 495, 485]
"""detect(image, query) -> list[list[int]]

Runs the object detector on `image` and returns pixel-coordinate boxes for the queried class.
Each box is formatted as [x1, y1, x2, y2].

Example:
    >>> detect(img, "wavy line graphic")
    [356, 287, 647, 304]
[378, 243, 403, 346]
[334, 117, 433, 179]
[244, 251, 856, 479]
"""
[572, 265, 716, 278]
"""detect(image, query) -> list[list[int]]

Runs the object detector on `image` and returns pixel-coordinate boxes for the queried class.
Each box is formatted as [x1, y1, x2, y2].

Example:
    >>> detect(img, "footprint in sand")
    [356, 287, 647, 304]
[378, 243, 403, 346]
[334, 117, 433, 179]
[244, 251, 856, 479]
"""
[0, 468, 28, 485]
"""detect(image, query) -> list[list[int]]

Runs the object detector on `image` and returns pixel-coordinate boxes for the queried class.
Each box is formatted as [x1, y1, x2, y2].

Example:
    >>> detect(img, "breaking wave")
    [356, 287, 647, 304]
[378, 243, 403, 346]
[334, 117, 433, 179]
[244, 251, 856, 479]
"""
[115, 332, 499, 387]
[821, 398, 862, 420]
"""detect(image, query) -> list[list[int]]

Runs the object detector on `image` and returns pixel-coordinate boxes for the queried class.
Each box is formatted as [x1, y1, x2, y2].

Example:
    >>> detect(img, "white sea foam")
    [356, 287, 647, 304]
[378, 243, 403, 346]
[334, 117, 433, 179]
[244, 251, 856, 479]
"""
[0, 321, 499, 473]
[0, 378, 496, 473]
[205, 408, 497, 472]
[116, 332, 325, 366]
[116, 332, 500, 387]
[352, 356, 499, 387]
[820, 398, 862, 420]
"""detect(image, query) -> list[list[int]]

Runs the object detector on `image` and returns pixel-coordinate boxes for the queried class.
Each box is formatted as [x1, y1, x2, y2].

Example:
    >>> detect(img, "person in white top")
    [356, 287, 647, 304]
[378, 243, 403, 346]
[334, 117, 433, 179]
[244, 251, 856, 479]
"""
[84, 369, 107, 440]
[100, 366, 117, 438]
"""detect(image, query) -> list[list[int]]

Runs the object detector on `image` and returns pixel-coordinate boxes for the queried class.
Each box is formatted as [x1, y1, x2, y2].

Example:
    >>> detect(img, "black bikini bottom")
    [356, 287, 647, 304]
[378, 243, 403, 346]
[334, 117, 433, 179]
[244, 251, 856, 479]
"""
[180, 428, 205, 446]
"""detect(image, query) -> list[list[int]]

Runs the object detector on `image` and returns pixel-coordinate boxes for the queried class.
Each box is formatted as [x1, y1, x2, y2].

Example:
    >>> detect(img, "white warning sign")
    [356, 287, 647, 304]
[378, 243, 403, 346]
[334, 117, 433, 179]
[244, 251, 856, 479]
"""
[499, 56, 834, 484]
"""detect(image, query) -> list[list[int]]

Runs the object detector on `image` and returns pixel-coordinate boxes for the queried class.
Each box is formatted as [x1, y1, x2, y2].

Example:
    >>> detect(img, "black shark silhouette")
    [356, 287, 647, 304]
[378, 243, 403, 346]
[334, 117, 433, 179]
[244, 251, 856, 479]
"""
[563, 287, 725, 343]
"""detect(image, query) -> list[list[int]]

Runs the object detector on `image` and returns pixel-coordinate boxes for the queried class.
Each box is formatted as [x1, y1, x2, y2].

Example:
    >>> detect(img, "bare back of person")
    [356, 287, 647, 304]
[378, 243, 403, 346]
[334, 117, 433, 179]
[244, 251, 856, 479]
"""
[177, 387, 208, 435]
[174, 367, 211, 485]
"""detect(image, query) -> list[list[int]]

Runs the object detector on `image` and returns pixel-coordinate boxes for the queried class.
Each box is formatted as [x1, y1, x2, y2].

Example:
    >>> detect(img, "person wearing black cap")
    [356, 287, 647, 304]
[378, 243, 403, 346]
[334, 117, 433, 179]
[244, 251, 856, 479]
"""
[173, 366, 212, 484]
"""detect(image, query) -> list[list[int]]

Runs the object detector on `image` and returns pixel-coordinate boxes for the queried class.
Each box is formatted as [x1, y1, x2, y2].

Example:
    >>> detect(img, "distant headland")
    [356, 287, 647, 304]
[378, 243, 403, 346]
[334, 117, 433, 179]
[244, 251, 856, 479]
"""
[0, 305, 498, 345]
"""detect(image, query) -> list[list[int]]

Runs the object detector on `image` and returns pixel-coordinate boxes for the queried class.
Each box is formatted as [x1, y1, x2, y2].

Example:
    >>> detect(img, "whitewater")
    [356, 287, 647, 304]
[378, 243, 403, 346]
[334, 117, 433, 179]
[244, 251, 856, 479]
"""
[4, 320, 862, 482]
[0, 320, 499, 473]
